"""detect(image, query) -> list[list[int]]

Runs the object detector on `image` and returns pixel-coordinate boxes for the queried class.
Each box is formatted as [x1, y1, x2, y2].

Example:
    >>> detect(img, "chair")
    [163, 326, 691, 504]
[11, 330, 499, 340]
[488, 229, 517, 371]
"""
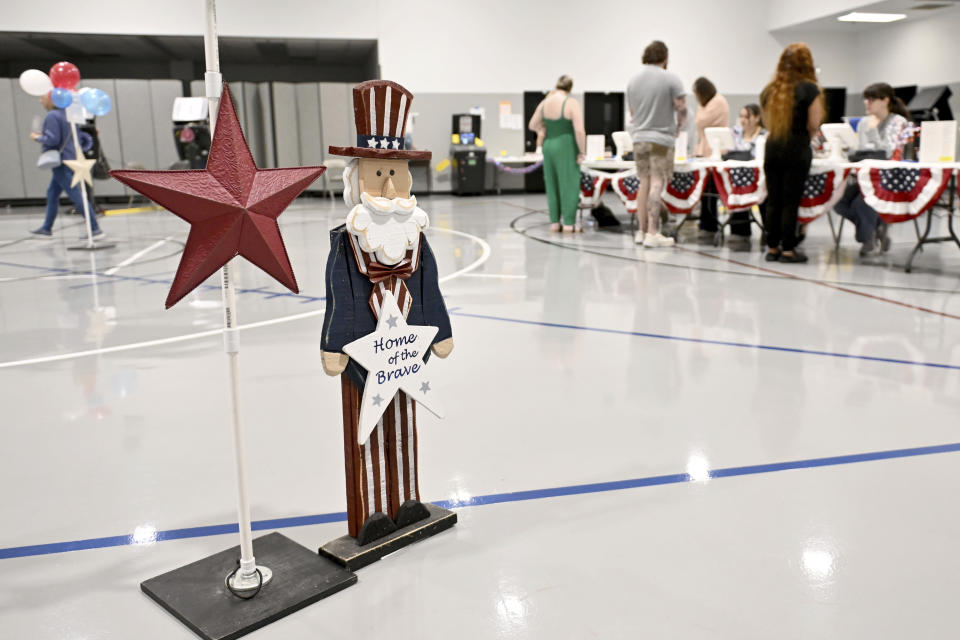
[323, 158, 347, 200]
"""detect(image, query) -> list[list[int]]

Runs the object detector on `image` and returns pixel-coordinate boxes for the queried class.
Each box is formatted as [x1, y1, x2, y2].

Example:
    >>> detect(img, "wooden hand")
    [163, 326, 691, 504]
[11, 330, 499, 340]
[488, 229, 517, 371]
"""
[431, 338, 454, 358]
[321, 350, 349, 376]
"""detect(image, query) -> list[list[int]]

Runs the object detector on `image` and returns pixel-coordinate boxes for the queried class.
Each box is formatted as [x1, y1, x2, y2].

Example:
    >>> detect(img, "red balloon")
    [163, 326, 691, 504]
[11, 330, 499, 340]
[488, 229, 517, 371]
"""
[49, 61, 80, 90]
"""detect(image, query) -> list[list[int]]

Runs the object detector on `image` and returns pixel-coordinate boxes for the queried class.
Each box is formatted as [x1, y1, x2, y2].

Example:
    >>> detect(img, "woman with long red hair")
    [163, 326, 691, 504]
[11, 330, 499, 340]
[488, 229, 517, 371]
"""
[760, 43, 824, 263]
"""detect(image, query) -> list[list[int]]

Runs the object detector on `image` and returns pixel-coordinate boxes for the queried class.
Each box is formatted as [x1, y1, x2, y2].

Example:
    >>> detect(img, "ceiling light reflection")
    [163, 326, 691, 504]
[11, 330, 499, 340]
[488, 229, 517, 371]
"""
[448, 488, 473, 507]
[686, 452, 711, 483]
[132, 524, 158, 546]
[802, 547, 834, 580]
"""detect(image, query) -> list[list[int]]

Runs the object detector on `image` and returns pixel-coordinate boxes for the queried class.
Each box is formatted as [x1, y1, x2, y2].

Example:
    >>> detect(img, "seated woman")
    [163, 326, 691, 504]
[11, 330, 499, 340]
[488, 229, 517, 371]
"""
[726, 104, 766, 250]
[833, 83, 910, 257]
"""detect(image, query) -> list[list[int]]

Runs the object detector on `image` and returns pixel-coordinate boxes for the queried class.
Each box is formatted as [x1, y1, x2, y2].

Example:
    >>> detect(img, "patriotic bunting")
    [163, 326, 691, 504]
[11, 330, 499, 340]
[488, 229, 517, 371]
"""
[579, 168, 610, 208]
[711, 165, 766, 212]
[798, 167, 851, 223]
[857, 163, 952, 222]
[609, 170, 640, 213]
[663, 167, 710, 214]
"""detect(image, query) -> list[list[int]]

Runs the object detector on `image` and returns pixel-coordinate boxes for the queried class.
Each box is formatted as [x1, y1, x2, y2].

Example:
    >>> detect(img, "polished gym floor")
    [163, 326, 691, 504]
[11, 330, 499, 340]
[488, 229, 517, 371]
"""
[1, 193, 959, 638]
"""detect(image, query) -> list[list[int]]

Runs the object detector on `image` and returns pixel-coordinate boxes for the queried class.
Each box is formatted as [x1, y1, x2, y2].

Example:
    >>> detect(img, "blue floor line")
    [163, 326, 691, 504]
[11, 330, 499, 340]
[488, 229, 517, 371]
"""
[0, 258, 325, 304]
[2, 441, 959, 561]
[449, 310, 960, 371]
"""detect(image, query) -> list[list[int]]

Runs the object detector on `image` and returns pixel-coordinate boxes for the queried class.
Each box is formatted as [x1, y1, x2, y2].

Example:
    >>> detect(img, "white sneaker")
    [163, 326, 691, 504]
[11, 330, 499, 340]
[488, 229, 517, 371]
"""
[634, 230, 645, 245]
[643, 232, 675, 248]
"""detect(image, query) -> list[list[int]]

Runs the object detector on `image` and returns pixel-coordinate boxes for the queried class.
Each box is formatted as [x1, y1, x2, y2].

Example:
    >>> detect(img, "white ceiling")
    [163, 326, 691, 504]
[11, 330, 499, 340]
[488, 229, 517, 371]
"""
[772, 0, 960, 32]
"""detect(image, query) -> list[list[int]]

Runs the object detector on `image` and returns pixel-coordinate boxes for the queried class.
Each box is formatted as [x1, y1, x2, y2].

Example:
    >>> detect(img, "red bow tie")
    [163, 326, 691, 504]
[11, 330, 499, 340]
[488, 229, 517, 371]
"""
[367, 258, 414, 283]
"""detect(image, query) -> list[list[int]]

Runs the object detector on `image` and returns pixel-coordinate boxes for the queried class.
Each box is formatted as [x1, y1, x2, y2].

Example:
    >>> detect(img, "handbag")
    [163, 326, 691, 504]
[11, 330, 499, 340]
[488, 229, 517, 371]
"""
[36, 118, 70, 170]
[36, 149, 61, 169]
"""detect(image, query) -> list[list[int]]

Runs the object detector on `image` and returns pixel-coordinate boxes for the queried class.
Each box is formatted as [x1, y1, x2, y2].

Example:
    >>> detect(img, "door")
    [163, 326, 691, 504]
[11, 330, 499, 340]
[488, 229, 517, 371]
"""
[523, 90, 547, 192]
[584, 92, 624, 155]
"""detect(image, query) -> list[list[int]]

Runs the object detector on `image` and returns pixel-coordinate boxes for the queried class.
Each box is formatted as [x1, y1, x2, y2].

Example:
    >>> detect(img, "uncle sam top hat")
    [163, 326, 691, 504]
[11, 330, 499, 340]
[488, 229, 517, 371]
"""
[328, 80, 431, 161]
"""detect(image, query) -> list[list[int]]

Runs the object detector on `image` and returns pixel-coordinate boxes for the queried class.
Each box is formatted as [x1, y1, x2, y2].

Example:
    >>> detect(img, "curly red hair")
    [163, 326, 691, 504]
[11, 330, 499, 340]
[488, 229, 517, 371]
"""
[763, 43, 821, 142]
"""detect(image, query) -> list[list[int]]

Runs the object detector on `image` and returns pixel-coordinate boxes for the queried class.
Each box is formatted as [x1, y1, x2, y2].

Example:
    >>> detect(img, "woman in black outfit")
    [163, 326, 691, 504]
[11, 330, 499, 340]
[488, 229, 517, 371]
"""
[760, 43, 824, 263]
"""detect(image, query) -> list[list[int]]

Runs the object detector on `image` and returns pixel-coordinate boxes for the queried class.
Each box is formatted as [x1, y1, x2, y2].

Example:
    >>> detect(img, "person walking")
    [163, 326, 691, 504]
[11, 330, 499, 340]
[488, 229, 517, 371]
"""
[760, 43, 823, 263]
[29, 91, 104, 239]
[626, 40, 686, 247]
[528, 75, 586, 232]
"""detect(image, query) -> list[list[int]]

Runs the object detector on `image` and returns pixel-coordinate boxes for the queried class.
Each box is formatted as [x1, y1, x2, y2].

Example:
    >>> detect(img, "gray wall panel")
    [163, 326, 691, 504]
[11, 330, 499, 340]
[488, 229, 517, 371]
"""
[149, 80, 183, 170]
[414, 92, 526, 193]
[0, 79, 27, 199]
[272, 82, 299, 167]
[320, 83, 350, 158]
[257, 82, 275, 168]
[115, 79, 158, 170]
[11, 87, 51, 198]
[319, 83, 351, 193]
[295, 83, 324, 167]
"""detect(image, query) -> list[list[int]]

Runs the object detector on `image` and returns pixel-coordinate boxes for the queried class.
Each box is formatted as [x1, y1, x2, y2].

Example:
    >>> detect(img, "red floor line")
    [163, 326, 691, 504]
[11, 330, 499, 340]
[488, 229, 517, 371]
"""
[676, 246, 960, 321]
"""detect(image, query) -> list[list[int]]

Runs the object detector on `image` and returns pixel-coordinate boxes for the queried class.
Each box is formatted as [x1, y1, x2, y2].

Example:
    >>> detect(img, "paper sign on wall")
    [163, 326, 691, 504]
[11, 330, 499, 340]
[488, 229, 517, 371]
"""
[499, 101, 511, 116]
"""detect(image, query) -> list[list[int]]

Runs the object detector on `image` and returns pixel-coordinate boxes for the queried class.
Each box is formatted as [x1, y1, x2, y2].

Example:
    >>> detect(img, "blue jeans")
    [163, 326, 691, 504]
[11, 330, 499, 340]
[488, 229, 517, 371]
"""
[833, 180, 878, 244]
[42, 165, 100, 233]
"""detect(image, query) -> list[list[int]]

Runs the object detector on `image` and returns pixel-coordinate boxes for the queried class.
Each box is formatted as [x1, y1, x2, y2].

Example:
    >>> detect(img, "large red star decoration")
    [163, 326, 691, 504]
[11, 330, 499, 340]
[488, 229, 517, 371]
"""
[111, 84, 325, 308]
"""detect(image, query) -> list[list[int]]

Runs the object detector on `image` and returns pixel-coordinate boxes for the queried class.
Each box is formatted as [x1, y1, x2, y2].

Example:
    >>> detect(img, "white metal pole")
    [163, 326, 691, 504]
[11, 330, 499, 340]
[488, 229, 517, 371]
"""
[69, 122, 95, 246]
[202, 0, 270, 592]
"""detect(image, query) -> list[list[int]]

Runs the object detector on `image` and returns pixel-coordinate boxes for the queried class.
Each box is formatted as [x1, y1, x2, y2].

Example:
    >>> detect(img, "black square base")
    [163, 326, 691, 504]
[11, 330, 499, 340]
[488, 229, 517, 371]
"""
[319, 503, 457, 571]
[141, 532, 357, 640]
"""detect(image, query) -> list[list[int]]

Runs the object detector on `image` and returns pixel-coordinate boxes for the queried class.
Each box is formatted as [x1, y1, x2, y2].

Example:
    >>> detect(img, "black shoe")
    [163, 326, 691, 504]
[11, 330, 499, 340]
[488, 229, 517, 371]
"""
[356, 512, 398, 546]
[394, 500, 431, 529]
[764, 250, 780, 262]
[779, 250, 808, 263]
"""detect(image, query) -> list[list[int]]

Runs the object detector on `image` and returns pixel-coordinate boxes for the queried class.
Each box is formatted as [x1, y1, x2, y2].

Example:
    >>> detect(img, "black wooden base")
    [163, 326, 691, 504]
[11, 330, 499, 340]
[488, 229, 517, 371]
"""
[319, 503, 457, 571]
[141, 532, 357, 640]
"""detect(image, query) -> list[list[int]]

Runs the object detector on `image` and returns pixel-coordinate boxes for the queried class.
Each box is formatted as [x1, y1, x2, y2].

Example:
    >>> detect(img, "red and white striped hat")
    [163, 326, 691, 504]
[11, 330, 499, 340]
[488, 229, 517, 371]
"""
[328, 80, 431, 161]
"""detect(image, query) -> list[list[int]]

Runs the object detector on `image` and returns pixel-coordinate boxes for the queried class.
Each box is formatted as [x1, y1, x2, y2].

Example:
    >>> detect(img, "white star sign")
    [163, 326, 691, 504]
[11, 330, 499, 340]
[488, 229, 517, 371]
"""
[63, 156, 96, 188]
[343, 290, 444, 444]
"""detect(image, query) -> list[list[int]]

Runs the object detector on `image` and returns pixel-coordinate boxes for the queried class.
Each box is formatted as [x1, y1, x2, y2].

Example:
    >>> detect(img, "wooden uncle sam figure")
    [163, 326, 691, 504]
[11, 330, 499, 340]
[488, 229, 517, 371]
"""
[321, 80, 454, 548]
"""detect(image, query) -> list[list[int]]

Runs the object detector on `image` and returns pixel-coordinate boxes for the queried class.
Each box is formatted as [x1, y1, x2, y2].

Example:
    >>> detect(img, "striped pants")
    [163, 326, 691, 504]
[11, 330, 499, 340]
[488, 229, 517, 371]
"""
[340, 377, 421, 538]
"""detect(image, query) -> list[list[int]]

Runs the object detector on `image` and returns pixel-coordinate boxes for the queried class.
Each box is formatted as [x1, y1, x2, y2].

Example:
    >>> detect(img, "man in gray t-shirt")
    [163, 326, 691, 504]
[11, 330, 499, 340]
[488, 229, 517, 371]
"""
[626, 40, 686, 247]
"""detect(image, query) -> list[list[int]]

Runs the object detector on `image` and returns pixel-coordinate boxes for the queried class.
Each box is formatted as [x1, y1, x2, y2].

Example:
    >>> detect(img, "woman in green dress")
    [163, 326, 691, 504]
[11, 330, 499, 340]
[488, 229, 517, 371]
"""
[528, 75, 586, 232]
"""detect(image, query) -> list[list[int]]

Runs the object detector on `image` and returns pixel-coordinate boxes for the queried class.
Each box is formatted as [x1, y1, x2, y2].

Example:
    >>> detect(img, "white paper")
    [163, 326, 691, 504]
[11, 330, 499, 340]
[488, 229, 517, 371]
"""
[470, 106, 486, 121]
[500, 113, 523, 130]
[919, 121, 957, 163]
[586, 135, 605, 161]
[674, 132, 688, 164]
[65, 104, 90, 124]
[499, 101, 511, 116]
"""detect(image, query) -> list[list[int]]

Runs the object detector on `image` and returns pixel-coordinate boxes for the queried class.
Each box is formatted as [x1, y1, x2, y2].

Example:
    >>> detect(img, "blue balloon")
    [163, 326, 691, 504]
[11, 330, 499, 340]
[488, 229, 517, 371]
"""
[51, 87, 72, 109]
[81, 88, 112, 116]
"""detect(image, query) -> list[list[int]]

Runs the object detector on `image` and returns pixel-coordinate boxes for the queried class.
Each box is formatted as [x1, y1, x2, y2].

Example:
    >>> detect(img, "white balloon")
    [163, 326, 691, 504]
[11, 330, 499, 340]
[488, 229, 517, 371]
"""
[19, 69, 52, 96]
